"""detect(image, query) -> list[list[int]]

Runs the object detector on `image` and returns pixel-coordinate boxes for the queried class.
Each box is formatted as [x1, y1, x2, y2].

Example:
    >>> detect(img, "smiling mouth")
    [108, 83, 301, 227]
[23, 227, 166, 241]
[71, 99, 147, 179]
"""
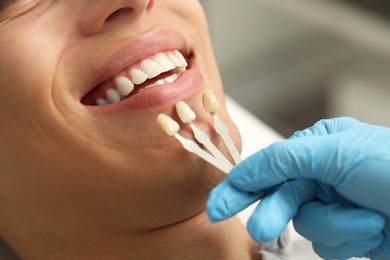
[81, 50, 189, 106]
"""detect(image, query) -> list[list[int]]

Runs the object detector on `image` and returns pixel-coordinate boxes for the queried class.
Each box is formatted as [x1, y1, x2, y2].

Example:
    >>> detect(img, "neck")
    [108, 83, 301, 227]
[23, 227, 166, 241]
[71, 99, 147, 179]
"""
[16, 212, 261, 260]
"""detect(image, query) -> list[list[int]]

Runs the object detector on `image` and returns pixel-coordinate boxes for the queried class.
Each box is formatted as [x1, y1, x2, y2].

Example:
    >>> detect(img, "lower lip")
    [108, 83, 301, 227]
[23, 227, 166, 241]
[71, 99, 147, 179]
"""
[85, 60, 203, 113]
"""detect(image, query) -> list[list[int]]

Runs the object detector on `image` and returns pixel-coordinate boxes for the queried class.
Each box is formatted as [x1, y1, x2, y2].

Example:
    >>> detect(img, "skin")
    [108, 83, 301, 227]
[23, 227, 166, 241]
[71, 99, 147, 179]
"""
[0, 0, 261, 259]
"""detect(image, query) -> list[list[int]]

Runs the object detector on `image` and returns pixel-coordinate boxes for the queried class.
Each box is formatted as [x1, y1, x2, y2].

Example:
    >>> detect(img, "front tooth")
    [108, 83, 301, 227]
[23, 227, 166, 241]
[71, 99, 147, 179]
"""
[130, 69, 148, 85]
[106, 89, 121, 103]
[115, 77, 134, 96]
[174, 50, 188, 67]
[155, 53, 175, 72]
[168, 52, 182, 67]
[141, 59, 164, 79]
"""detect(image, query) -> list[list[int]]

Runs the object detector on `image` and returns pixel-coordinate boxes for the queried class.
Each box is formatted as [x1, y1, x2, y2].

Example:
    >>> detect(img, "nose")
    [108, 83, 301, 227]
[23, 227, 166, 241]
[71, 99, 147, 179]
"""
[80, 0, 153, 35]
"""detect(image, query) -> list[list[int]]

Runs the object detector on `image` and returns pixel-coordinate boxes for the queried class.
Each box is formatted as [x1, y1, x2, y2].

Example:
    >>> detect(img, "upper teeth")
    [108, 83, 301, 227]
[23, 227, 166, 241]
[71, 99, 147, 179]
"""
[96, 50, 188, 106]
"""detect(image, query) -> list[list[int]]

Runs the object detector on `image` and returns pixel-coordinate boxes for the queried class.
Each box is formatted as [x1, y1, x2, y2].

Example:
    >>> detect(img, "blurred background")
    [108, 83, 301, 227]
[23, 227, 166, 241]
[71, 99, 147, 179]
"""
[200, 0, 390, 137]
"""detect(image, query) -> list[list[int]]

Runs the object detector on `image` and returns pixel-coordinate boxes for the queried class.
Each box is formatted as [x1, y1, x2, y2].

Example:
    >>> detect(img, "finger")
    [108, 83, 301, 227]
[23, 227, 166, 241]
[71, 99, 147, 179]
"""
[290, 117, 362, 139]
[293, 201, 385, 247]
[246, 180, 316, 242]
[206, 178, 263, 223]
[313, 234, 384, 260]
[228, 136, 336, 192]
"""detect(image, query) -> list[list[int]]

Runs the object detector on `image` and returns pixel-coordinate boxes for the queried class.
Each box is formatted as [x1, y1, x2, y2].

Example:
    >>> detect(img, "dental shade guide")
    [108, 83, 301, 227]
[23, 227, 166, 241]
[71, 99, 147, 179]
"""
[202, 90, 242, 164]
[175, 101, 234, 169]
[157, 90, 242, 174]
[157, 114, 233, 174]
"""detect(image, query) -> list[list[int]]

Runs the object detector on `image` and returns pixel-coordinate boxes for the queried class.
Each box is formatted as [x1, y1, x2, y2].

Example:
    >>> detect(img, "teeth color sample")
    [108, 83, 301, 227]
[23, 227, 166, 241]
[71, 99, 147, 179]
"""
[203, 90, 220, 113]
[115, 77, 134, 96]
[155, 53, 176, 72]
[130, 69, 148, 85]
[106, 89, 121, 103]
[141, 59, 164, 79]
[176, 101, 196, 123]
[157, 114, 180, 136]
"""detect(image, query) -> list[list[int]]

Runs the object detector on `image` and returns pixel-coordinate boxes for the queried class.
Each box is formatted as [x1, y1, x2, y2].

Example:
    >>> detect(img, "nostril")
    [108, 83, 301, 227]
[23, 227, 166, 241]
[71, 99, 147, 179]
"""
[146, 0, 154, 11]
[105, 8, 133, 23]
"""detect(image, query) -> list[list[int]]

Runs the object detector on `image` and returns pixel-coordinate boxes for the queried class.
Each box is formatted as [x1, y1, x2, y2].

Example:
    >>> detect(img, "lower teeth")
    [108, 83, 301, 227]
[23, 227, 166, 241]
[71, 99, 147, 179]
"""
[139, 73, 180, 92]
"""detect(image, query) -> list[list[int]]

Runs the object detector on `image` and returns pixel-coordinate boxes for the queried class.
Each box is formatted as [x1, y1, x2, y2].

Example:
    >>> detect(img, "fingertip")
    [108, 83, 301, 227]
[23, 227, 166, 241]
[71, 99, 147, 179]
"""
[246, 184, 298, 243]
[206, 180, 233, 223]
[206, 206, 226, 223]
[247, 216, 280, 243]
[364, 212, 386, 233]
[205, 196, 229, 223]
[206, 179, 264, 223]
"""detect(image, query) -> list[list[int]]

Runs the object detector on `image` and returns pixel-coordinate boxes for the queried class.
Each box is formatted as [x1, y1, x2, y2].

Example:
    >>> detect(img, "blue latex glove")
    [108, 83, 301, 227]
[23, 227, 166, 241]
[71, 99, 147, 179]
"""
[207, 117, 390, 260]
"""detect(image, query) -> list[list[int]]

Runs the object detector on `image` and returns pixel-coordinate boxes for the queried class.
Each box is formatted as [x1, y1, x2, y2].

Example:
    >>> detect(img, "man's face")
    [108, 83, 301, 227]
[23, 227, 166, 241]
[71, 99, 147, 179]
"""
[0, 0, 240, 236]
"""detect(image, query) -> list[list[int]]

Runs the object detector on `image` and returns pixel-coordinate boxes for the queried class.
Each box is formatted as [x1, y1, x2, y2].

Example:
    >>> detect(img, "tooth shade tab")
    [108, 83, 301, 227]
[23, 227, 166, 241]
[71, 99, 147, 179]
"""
[157, 114, 180, 136]
[176, 101, 196, 123]
[130, 69, 148, 85]
[203, 90, 220, 113]
[115, 77, 134, 96]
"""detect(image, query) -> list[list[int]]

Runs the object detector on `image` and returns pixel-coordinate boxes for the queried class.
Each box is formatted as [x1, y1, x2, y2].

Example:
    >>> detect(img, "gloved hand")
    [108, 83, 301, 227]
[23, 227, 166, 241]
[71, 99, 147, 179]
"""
[206, 117, 390, 260]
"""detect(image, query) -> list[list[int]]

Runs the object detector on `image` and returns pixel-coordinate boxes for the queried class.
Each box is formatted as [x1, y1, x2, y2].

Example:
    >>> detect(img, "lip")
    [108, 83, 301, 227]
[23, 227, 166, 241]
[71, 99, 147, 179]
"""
[85, 58, 204, 113]
[81, 28, 192, 101]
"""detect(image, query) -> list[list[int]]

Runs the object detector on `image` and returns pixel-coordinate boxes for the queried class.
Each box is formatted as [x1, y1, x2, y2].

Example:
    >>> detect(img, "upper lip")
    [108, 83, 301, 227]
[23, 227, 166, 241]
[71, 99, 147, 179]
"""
[81, 28, 192, 100]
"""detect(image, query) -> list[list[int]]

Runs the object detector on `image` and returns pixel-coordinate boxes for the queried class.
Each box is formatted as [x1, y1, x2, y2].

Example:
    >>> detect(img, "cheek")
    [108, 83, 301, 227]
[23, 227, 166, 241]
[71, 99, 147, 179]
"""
[0, 18, 70, 141]
[0, 28, 60, 95]
[154, 0, 208, 36]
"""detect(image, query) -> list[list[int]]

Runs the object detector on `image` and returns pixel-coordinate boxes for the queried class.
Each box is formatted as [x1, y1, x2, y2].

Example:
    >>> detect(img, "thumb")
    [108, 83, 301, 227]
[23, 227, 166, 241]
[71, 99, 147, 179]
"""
[229, 122, 390, 217]
[228, 117, 363, 193]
